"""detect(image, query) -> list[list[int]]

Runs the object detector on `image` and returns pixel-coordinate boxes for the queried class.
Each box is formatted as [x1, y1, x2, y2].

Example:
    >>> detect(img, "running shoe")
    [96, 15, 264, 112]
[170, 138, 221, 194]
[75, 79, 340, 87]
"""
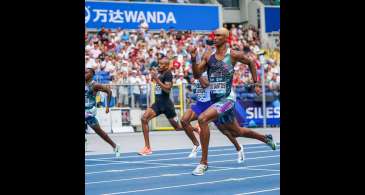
[114, 144, 121, 158]
[188, 145, 200, 158]
[265, 134, 277, 150]
[237, 144, 245, 164]
[192, 164, 208, 176]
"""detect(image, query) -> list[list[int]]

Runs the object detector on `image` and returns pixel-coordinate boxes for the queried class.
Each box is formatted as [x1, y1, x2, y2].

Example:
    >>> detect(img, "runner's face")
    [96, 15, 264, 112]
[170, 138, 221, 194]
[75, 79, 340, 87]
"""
[158, 58, 169, 72]
[214, 31, 227, 46]
[85, 69, 93, 81]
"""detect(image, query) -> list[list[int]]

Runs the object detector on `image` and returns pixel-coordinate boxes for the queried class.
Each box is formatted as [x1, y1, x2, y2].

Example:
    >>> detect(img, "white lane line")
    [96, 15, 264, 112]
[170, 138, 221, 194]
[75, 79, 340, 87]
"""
[208, 163, 279, 171]
[85, 142, 280, 156]
[86, 154, 280, 175]
[85, 162, 280, 184]
[86, 149, 280, 167]
[244, 168, 280, 172]
[100, 173, 280, 195]
[86, 148, 279, 163]
[234, 187, 280, 195]
[85, 145, 280, 160]
[86, 163, 280, 185]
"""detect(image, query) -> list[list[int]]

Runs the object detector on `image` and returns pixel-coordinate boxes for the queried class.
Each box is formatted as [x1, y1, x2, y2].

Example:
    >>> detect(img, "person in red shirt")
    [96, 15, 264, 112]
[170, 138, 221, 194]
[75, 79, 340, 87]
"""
[172, 56, 181, 70]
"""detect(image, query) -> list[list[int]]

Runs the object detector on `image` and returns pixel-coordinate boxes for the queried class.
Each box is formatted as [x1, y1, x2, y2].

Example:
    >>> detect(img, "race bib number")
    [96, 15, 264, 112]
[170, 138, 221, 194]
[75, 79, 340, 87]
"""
[210, 71, 226, 94]
[155, 85, 162, 95]
[193, 82, 210, 102]
[210, 82, 226, 94]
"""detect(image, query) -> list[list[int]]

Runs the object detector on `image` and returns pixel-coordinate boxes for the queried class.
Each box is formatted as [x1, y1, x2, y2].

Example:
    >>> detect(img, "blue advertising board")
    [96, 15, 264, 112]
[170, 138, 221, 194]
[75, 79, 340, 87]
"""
[235, 98, 280, 127]
[85, 1, 221, 31]
[264, 6, 280, 32]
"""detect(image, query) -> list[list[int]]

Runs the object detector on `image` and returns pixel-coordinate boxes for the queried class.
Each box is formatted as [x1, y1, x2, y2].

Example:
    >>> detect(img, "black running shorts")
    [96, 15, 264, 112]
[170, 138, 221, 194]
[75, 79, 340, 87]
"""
[151, 99, 177, 119]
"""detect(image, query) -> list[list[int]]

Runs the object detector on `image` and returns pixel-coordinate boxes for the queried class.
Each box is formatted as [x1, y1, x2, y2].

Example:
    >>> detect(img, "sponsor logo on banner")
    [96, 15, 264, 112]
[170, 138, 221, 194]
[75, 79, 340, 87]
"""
[85, 6, 91, 24]
[246, 107, 280, 119]
[235, 98, 280, 127]
[85, 1, 220, 31]
[89, 9, 177, 24]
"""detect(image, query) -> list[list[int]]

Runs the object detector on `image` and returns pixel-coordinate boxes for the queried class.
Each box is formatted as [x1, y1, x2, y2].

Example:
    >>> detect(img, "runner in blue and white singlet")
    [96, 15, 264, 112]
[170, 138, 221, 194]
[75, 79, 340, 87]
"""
[85, 68, 120, 158]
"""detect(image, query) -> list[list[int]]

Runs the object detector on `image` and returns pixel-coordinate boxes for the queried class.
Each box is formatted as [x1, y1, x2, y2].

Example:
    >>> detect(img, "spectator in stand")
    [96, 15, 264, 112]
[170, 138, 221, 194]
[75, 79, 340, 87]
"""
[171, 55, 182, 70]
[121, 30, 129, 42]
[231, 24, 238, 37]
[85, 41, 94, 53]
[85, 56, 95, 70]
[117, 71, 129, 107]
[139, 19, 149, 34]
[176, 73, 188, 85]
[247, 26, 254, 42]
[138, 74, 148, 108]
[89, 44, 102, 59]
[268, 73, 280, 93]
[97, 27, 108, 42]
[129, 70, 141, 108]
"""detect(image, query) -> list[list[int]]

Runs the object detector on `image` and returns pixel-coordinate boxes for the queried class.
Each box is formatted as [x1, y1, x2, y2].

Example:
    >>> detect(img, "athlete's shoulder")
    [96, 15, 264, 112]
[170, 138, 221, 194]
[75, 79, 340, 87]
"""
[230, 49, 244, 58]
[164, 70, 173, 76]
[162, 70, 173, 80]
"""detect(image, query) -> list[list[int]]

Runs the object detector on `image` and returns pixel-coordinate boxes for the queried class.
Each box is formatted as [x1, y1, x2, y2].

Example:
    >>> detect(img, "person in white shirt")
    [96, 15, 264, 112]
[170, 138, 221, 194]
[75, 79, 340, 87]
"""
[117, 71, 129, 107]
[269, 73, 280, 91]
[139, 19, 149, 33]
[175, 73, 188, 85]
[120, 60, 129, 73]
[130, 30, 138, 43]
[247, 27, 254, 42]
[139, 75, 148, 108]
[129, 70, 141, 108]
[105, 59, 116, 79]
[85, 56, 96, 70]
[85, 42, 94, 53]
[89, 44, 101, 59]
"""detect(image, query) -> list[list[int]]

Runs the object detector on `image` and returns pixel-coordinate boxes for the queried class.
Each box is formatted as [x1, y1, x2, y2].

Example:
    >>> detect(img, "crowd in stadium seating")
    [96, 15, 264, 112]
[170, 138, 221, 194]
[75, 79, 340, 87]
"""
[85, 23, 280, 107]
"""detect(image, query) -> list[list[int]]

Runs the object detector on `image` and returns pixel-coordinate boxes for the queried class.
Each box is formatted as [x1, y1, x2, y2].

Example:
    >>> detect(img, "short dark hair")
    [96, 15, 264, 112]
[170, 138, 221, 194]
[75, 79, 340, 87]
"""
[87, 68, 95, 75]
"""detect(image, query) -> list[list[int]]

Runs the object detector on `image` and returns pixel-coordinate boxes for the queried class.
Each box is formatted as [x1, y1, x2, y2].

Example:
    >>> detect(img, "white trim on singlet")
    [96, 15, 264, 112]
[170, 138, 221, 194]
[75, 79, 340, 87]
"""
[210, 46, 231, 60]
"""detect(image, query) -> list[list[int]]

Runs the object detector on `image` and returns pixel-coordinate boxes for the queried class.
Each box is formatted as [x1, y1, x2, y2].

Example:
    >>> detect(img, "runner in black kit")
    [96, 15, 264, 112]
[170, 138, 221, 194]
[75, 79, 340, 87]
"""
[139, 56, 183, 156]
